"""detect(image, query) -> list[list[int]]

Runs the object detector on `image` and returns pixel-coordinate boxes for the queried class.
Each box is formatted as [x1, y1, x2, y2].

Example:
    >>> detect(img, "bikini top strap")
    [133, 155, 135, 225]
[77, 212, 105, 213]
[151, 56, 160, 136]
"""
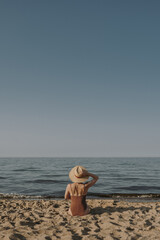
[69, 184, 72, 195]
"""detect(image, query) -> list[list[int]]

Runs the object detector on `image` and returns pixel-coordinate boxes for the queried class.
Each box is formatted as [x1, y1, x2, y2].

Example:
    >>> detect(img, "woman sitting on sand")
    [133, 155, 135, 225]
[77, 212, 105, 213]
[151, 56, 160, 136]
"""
[65, 166, 99, 216]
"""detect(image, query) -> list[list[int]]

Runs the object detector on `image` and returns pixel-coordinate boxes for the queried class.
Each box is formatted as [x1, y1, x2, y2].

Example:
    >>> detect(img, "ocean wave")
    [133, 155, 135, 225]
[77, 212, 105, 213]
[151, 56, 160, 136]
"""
[114, 186, 160, 191]
[25, 179, 67, 184]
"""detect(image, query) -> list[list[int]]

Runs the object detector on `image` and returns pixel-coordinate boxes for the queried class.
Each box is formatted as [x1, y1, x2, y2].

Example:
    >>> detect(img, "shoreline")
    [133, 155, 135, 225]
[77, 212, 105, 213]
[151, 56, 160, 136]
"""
[1, 192, 160, 201]
[0, 198, 160, 239]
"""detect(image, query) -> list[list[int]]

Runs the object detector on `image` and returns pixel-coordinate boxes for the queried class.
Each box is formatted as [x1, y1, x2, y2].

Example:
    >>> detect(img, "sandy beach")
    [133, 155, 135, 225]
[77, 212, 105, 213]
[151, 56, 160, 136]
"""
[0, 199, 160, 240]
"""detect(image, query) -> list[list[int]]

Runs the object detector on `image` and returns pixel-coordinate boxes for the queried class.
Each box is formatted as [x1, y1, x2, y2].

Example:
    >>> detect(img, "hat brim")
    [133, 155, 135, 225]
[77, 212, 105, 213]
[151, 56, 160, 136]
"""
[69, 166, 89, 183]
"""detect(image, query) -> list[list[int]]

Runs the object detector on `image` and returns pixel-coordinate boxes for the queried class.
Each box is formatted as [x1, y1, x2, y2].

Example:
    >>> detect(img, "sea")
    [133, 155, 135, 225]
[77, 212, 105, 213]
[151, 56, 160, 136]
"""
[0, 157, 160, 199]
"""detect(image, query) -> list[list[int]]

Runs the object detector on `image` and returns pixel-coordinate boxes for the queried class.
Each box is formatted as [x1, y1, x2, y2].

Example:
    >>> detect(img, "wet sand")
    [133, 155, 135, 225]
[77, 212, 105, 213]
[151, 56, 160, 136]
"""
[0, 199, 160, 240]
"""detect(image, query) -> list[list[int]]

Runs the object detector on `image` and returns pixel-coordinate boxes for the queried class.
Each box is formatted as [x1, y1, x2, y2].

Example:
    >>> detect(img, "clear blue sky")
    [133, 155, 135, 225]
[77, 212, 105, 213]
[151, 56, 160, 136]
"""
[0, 0, 160, 157]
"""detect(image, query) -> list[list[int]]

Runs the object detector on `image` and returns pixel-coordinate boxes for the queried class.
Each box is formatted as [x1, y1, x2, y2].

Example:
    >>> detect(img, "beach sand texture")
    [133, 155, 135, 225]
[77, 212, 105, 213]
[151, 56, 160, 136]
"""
[0, 199, 160, 240]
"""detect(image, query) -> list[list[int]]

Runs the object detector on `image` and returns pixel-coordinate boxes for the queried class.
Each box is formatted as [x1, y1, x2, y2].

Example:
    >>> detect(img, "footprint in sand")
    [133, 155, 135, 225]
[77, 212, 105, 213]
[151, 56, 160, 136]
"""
[9, 233, 26, 240]
[45, 237, 52, 240]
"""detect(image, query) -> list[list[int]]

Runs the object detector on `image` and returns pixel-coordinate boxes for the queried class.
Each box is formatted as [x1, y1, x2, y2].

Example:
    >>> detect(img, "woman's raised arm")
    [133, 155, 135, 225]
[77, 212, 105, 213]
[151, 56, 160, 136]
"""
[85, 172, 99, 189]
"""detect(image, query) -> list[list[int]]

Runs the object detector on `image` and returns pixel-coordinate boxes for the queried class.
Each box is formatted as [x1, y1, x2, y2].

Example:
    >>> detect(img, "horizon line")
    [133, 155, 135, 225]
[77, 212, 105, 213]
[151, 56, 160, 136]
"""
[0, 156, 160, 158]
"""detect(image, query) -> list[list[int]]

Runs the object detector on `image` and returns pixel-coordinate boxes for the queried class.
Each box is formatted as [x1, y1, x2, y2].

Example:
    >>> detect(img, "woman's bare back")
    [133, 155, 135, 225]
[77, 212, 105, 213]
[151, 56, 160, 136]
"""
[70, 183, 87, 196]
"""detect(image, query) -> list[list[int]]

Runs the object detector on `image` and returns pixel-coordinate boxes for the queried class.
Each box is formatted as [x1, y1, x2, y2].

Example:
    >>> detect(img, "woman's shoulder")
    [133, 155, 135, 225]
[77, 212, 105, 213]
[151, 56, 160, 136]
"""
[66, 183, 71, 189]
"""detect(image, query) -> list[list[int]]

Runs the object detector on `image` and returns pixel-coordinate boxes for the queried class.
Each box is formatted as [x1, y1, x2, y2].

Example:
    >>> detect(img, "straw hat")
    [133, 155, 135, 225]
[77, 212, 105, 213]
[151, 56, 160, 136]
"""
[69, 166, 89, 183]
